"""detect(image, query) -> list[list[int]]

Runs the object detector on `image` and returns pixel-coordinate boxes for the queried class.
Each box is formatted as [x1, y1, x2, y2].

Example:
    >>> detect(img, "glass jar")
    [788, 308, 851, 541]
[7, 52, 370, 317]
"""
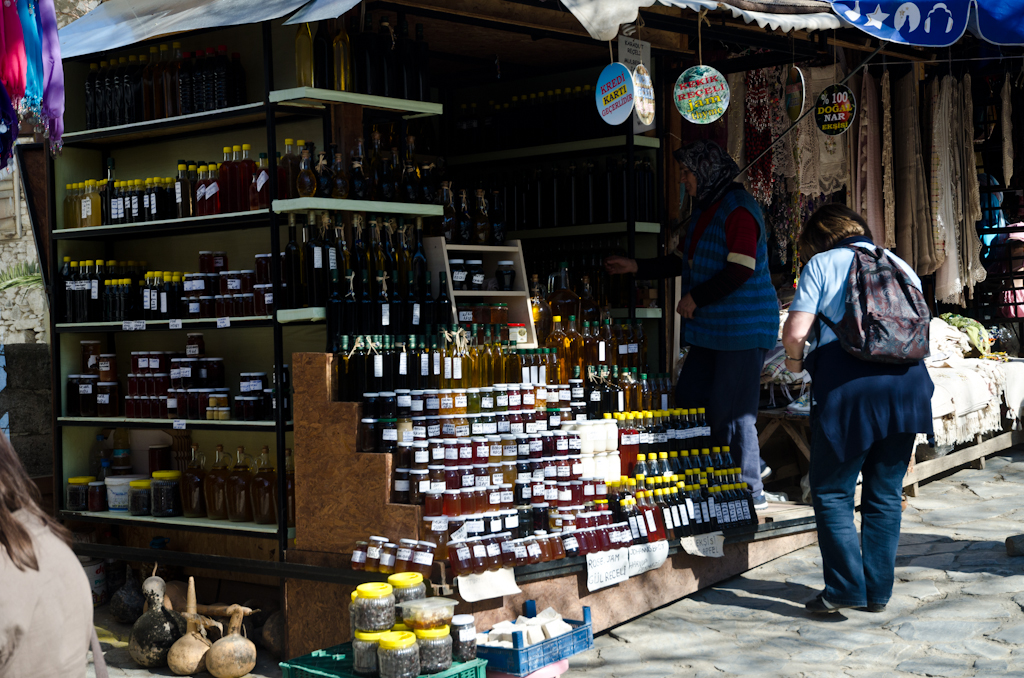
[65, 477, 93, 511]
[409, 470, 428, 505]
[449, 259, 467, 290]
[255, 253, 273, 284]
[495, 260, 516, 291]
[352, 630, 385, 676]
[78, 375, 99, 417]
[365, 535, 389, 572]
[97, 354, 118, 382]
[388, 572, 426, 604]
[87, 481, 107, 511]
[212, 251, 229, 273]
[351, 582, 396, 632]
[379, 542, 398, 574]
[393, 468, 410, 503]
[199, 295, 215, 318]
[415, 626, 452, 674]
[214, 295, 229, 318]
[151, 470, 183, 517]
[186, 332, 205, 358]
[128, 479, 152, 515]
[394, 538, 418, 573]
[465, 260, 484, 290]
[376, 631, 419, 678]
[97, 382, 119, 417]
[411, 541, 436, 576]
[80, 340, 102, 375]
[351, 541, 369, 570]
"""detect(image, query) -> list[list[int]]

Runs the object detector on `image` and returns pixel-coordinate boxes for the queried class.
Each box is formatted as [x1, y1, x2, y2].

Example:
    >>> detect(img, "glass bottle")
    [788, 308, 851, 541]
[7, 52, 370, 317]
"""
[350, 138, 369, 200]
[402, 136, 420, 203]
[544, 316, 568, 384]
[565, 315, 584, 380]
[281, 138, 301, 200]
[331, 152, 350, 198]
[175, 164, 193, 218]
[333, 16, 354, 91]
[250, 153, 271, 210]
[471, 189, 490, 245]
[237, 144, 257, 210]
[296, 149, 318, 198]
[579, 275, 601, 323]
[181, 444, 206, 518]
[204, 445, 230, 520]
[456, 189, 472, 244]
[313, 20, 334, 89]
[367, 131, 385, 201]
[295, 23, 315, 87]
[250, 445, 278, 525]
[285, 214, 305, 308]
[304, 211, 329, 307]
[439, 181, 457, 243]
[219, 146, 237, 213]
[226, 446, 254, 522]
[529, 274, 552, 346]
[546, 261, 580, 321]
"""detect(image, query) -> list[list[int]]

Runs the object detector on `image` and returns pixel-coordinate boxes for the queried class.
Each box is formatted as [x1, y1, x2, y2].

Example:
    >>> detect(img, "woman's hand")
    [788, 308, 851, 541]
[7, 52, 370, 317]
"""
[604, 256, 637, 275]
[677, 293, 697, 319]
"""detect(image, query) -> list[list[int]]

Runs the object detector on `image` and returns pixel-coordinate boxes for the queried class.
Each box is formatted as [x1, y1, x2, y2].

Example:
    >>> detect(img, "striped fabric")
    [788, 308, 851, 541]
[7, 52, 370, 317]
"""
[680, 190, 780, 351]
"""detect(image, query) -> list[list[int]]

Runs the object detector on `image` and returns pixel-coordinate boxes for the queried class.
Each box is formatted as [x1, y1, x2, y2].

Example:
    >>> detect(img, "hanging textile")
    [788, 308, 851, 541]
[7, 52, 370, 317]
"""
[1, 0, 26, 107]
[726, 71, 748, 193]
[16, 0, 42, 122]
[1014, 73, 1024, 199]
[0, 80, 18, 170]
[961, 74, 987, 297]
[37, 0, 63, 149]
[894, 68, 937, 274]
[797, 66, 849, 197]
[933, 76, 962, 304]
[855, 70, 884, 244]
[745, 66, 775, 205]
[1003, 73, 1014, 189]
[881, 69, 896, 248]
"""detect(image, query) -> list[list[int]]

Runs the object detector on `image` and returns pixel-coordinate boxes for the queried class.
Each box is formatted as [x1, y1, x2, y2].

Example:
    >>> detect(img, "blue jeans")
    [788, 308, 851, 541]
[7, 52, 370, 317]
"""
[675, 345, 766, 499]
[809, 421, 915, 607]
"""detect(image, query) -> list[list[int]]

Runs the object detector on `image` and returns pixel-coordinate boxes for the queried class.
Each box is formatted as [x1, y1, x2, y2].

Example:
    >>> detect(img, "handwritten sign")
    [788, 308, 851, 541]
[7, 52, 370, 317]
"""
[674, 65, 729, 124]
[586, 547, 629, 591]
[815, 84, 857, 136]
[680, 532, 725, 558]
[595, 62, 635, 126]
[618, 35, 654, 131]
[169, 319, 183, 330]
[456, 569, 521, 603]
[627, 541, 669, 577]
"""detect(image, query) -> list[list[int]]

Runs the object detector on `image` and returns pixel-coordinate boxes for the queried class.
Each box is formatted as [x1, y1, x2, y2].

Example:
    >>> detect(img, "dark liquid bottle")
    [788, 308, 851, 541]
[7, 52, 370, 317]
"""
[439, 182, 457, 243]
[182, 445, 206, 518]
[353, 13, 376, 95]
[226, 447, 253, 523]
[250, 446, 278, 525]
[203, 445, 230, 520]
[436, 271, 454, 326]
[313, 20, 334, 89]
[85, 62, 99, 129]
[213, 45, 229, 109]
[178, 51, 193, 116]
[350, 138, 369, 200]
[284, 215, 306, 308]
[304, 212, 329, 307]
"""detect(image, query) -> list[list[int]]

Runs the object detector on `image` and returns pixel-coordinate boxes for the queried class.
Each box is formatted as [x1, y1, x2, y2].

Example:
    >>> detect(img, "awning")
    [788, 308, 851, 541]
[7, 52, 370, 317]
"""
[58, 0, 312, 59]
[284, 0, 360, 25]
[560, 0, 840, 41]
[829, 0, 1024, 47]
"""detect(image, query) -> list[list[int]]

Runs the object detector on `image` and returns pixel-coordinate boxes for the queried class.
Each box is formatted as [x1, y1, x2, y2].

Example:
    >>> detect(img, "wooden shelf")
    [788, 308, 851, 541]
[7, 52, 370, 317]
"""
[55, 315, 273, 333]
[609, 307, 663, 319]
[52, 210, 270, 240]
[60, 102, 320, 149]
[509, 222, 661, 240]
[451, 290, 527, 297]
[278, 307, 326, 324]
[272, 198, 443, 217]
[269, 87, 443, 117]
[59, 510, 294, 539]
[57, 417, 290, 432]
[447, 135, 661, 166]
[443, 244, 521, 253]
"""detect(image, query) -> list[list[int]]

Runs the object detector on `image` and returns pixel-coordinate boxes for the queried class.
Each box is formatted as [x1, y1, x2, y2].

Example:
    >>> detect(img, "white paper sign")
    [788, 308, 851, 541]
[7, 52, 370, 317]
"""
[173, 419, 187, 430]
[680, 532, 725, 558]
[217, 317, 231, 328]
[586, 547, 630, 592]
[627, 541, 669, 577]
[169, 319, 183, 329]
[456, 568, 521, 603]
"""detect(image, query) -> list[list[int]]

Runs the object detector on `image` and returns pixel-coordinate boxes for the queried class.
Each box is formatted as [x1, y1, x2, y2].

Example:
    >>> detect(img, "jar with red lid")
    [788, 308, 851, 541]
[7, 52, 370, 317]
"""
[199, 250, 215, 273]
[199, 296, 215, 318]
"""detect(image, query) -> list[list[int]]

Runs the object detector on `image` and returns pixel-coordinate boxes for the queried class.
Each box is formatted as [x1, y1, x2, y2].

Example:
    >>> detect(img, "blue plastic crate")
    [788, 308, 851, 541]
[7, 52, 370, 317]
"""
[280, 642, 486, 678]
[474, 600, 593, 676]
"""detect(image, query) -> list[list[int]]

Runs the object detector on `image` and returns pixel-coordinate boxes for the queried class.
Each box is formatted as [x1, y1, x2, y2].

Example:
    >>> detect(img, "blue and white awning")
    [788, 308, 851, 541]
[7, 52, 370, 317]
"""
[829, 0, 1024, 47]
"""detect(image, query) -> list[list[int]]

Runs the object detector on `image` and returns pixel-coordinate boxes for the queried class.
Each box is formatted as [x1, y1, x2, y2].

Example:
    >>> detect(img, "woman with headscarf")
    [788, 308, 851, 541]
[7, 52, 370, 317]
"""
[606, 140, 781, 509]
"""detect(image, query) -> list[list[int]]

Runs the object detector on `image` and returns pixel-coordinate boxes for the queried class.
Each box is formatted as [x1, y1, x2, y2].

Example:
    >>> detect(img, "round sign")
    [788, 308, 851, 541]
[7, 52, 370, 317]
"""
[815, 84, 857, 136]
[674, 65, 730, 124]
[632, 63, 655, 126]
[595, 62, 635, 126]
[785, 67, 805, 122]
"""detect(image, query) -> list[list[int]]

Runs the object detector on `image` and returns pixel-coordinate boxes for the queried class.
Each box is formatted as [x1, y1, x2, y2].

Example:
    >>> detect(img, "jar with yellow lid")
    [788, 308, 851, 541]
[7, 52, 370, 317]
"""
[376, 631, 419, 678]
[129, 479, 152, 516]
[66, 476, 95, 511]
[352, 630, 387, 676]
[350, 582, 396, 632]
[151, 470, 182, 517]
[387, 572, 426, 605]
[415, 625, 452, 674]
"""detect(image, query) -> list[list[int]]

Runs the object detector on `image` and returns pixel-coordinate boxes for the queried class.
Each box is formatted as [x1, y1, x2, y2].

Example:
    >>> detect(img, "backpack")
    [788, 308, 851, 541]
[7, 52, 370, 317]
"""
[817, 245, 931, 364]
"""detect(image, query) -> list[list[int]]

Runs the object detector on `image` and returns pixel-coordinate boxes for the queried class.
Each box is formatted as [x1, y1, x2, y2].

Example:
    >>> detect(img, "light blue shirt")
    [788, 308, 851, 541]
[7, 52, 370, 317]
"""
[790, 243, 922, 350]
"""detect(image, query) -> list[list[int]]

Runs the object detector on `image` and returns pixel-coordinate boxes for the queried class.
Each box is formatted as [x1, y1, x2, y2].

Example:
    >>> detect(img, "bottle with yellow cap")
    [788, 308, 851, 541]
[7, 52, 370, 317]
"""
[236, 143, 256, 209]
[175, 163, 193, 218]
[219, 146, 237, 212]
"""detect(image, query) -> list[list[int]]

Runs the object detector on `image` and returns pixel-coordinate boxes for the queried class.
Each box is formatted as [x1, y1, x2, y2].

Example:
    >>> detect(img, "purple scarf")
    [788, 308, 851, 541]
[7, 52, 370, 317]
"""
[36, 0, 62, 150]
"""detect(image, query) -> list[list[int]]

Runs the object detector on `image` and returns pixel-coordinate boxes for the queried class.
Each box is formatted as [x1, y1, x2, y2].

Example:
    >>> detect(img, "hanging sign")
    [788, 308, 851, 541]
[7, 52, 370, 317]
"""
[814, 84, 857, 136]
[785, 66, 806, 122]
[617, 34, 655, 132]
[674, 65, 730, 125]
[632, 64, 655, 127]
[829, 0, 970, 48]
[595, 62, 635, 126]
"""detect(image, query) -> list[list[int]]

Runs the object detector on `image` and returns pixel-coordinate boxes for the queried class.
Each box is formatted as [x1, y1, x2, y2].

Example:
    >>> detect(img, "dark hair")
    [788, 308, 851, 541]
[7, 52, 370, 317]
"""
[799, 203, 872, 260]
[0, 434, 71, 571]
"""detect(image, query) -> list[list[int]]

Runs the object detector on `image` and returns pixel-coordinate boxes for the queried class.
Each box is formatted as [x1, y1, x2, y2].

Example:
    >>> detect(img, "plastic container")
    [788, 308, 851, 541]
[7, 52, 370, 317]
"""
[451, 614, 477, 663]
[128, 479, 152, 516]
[352, 630, 386, 676]
[350, 582, 396, 632]
[475, 600, 593, 677]
[415, 626, 452, 674]
[280, 643, 486, 678]
[151, 470, 183, 517]
[104, 475, 145, 512]
[66, 476, 95, 511]
[397, 597, 457, 631]
[377, 631, 420, 678]
[388, 572, 426, 605]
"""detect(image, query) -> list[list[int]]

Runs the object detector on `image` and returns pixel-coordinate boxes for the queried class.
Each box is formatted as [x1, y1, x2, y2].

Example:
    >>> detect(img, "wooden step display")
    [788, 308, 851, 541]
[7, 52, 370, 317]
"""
[292, 352, 421, 554]
[424, 237, 539, 348]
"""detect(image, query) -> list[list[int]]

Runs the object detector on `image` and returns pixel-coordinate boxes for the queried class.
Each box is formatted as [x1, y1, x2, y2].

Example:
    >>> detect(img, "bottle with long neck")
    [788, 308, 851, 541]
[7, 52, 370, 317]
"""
[295, 23, 315, 87]
[175, 164, 193, 218]
[313, 20, 334, 90]
[402, 136, 420, 203]
[284, 214, 305, 308]
[281, 138, 301, 200]
[141, 47, 159, 120]
[250, 446, 278, 525]
[333, 15, 354, 91]
[530, 274, 553, 345]
[545, 315, 569, 384]
[439, 181, 457, 243]
[435, 271, 454, 326]
[411, 217, 428, 297]
[331, 152, 349, 198]
[250, 153, 270, 210]
[367, 131, 385, 201]
[304, 211, 328, 307]
[297, 148, 318, 197]
[565, 315, 583, 379]
[237, 144, 257, 209]
[204, 445, 230, 520]
[579, 275, 601, 322]
[162, 42, 182, 118]
[546, 261, 580, 321]
[350, 138, 369, 200]
[226, 447, 254, 522]
[218, 146, 237, 213]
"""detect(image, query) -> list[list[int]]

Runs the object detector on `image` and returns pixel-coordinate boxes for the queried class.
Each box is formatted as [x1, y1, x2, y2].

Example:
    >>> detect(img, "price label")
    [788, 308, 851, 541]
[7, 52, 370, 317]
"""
[173, 420, 186, 430]
[412, 303, 421, 326]
[169, 319, 183, 329]
[382, 304, 390, 326]
[96, 393, 110, 404]
[217, 317, 231, 328]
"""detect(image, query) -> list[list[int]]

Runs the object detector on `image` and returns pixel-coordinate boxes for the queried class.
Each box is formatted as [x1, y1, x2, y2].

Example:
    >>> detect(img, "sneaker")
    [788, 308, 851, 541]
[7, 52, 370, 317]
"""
[752, 491, 789, 509]
[805, 593, 855, 614]
[760, 458, 773, 480]
[860, 602, 887, 613]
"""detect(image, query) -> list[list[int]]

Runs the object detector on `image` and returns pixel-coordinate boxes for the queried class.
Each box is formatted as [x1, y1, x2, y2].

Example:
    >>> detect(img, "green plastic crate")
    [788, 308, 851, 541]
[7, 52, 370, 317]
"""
[280, 642, 486, 678]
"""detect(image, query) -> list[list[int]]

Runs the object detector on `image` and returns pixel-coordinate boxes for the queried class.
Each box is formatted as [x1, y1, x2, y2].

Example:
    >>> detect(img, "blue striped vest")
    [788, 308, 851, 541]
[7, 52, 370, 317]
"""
[680, 190, 779, 351]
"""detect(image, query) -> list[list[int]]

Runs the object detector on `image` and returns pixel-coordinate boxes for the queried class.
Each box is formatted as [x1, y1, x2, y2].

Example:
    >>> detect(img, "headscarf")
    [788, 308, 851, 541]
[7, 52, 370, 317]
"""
[673, 139, 743, 210]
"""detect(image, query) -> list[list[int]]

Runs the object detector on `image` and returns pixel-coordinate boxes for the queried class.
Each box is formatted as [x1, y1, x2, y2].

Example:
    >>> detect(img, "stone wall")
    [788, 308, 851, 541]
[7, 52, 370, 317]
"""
[1, 344, 53, 476]
[0, 170, 49, 345]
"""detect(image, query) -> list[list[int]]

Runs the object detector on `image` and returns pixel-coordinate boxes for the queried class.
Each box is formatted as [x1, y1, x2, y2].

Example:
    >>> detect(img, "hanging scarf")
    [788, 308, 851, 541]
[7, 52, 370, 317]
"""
[0, 0, 26, 107]
[16, 0, 42, 122]
[672, 139, 743, 210]
[36, 0, 61, 150]
[0, 79, 18, 170]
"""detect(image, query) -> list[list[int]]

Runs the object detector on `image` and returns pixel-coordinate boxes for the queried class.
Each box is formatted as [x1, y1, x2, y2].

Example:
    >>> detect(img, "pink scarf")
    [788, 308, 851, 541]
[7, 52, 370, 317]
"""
[0, 0, 26, 106]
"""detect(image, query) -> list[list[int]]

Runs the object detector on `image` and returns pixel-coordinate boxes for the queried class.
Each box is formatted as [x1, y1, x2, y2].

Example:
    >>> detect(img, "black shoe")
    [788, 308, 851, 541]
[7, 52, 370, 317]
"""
[805, 593, 855, 614]
[860, 602, 887, 613]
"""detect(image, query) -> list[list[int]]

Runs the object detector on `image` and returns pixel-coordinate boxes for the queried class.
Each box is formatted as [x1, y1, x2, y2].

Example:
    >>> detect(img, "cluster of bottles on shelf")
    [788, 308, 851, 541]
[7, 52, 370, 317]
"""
[84, 42, 247, 130]
[527, 243, 643, 313]
[188, 444, 294, 526]
[295, 15, 430, 101]
[457, 154, 659, 231]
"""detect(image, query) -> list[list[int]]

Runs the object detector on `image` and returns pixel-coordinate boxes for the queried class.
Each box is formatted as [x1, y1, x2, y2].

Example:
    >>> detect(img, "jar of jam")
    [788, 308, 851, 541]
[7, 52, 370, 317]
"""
[448, 540, 472, 576]
[410, 541, 435, 576]
[186, 333, 205, 358]
[80, 340, 102, 375]
[255, 253, 272, 284]
[79, 375, 99, 417]
[393, 468, 410, 503]
[86, 480, 107, 512]
[97, 354, 118, 383]
[422, 516, 449, 561]
[97, 382, 119, 417]
[351, 541, 369, 570]
[408, 470, 428, 505]
[365, 536, 389, 572]
[379, 542, 398, 574]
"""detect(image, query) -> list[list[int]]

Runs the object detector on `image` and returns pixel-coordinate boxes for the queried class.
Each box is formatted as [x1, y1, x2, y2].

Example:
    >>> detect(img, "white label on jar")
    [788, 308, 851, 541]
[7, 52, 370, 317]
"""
[510, 422, 524, 434]
[366, 545, 381, 559]
[556, 438, 569, 452]
[427, 423, 441, 437]
[452, 270, 468, 283]
[240, 381, 252, 393]
[382, 428, 398, 441]
[397, 394, 412, 408]
[498, 419, 511, 434]
[536, 388, 547, 401]
[419, 479, 430, 493]
[529, 439, 542, 454]
[380, 552, 395, 567]
[175, 181, 183, 203]
[170, 368, 182, 380]
[256, 170, 269, 192]
[374, 355, 383, 378]
[472, 544, 487, 558]
[485, 542, 500, 557]
[442, 421, 455, 436]
[571, 386, 584, 400]
[445, 446, 458, 461]
[549, 415, 561, 427]
[394, 479, 410, 491]
[430, 481, 445, 492]
[453, 357, 463, 380]
[440, 395, 454, 410]
[509, 393, 521, 407]
[186, 345, 200, 357]
[522, 484, 533, 499]
[189, 301, 200, 314]
[564, 535, 580, 551]
[180, 367, 192, 378]
[454, 394, 468, 408]
[629, 343, 638, 354]
[460, 445, 473, 459]
[458, 310, 473, 323]
[426, 395, 440, 411]
[416, 449, 431, 464]
[456, 546, 471, 561]
[458, 627, 477, 642]
[96, 393, 110, 404]
[558, 489, 571, 503]
[503, 444, 516, 458]
[639, 433, 650, 445]
[596, 482, 607, 494]
[491, 472, 504, 486]
[312, 247, 323, 269]
[444, 357, 452, 380]
[138, 357, 149, 369]
[527, 542, 542, 557]
[351, 550, 366, 563]
[98, 360, 110, 372]
[265, 292, 273, 304]
[431, 517, 448, 531]
[79, 384, 93, 394]
[514, 543, 528, 559]
[471, 273, 485, 286]
[399, 352, 408, 375]
[500, 490, 514, 503]
[583, 484, 595, 496]
[194, 279, 205, 291]
[560, 389, 571, 403]
[544, 486, 557, 501]
[396, 547, 413, 561]
[489, 492, 501, 505]
[462, 474, 475, 488]
[572, 461, 583, 476]
[184, 280, 195, 292]
[496, 394, 508, 408]
[523, 392, 535, 406]
[227, 278, 241, 290]
[556, 465, 570, 478]
[455, 424, 470, 437]
[525, 422, 537, 434]
[381, 303, 390, 326]
[167, 397, 178, 409]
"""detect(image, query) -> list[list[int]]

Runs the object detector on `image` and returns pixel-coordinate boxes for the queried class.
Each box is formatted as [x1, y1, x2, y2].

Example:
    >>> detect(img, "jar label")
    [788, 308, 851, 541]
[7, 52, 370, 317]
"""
[460, 445, 473, 459]
[440, 395, 453, 410]
[138, 357, 149, 369]
[366, 545, 381, 559]
[456, 546, 471, 561]
[503, 444, 516, 458]
[381, 303, 390, 326]
[428, 423, 441, 437]
[453, 357, 463, 380]
[431, 446, 445, 460]
[525, 422, 537, 434]
[97, 394, 110, 404]
[549, 416, 560, 427]
[572, 461, 583, 475]
[430, 481, 445, 492]
[397, 547, 413, 561]
[455, 425, 470, 437]
[397, 394, 412, 408]
[523, 392, 535, 406]
[590, 390, 601, 402]
[411, 399, 424, 413]
[399, 353, 408, 375]
[527, 542, 542, 557]
[510, 422, 524, 434]
[78, 384, 93, 394]
[431, 517, 448, 531]
[509, 393, 521, 407]
[583, 484, 595, 496]
[167, 397, 178, 409]
[415, 449, 429, 463]
[556, 439, 568, 451]
[412, 303, 421, 326]
[462, 475, 475, 488]
[185, 346, 199, 357]
[629, 343, 638, 354]
[485, 542, 500, 557]
[420, 354, 429, 376]
[427, 396, 440, 411]
[572, 386, 585, 399]
[558, 489, 572, 502]
[481, 396, 494, 409]
[382, 428, 398, 441]
[491, 472, 504, 485]
[458, 310, 473, 322]
[445, 446, 458, 461]
[496, 394, 508, 407]
[189, 302, 200, 314]
[374, 355, 383, 378]
[180, 367, 192, 379]
[472, 273, 485, 286]
[227, 278, 241, 290]
[99, 360, 110, 372]
[241, 382, 252, 393]
[380, 552, 395, 567]
[454, 394, 468, 408]
[471, 422, 485, 436]
[514, 544, 527, 559]
[394, 480, 410, 491]
[619, 344, 628, 355]
[544, 486, 558, 501]
[351, 551, 366, 563]
[468, 519, 483, 533]
[500, 490, 514, 503]
[419, 480, 430, 493]
[265, 292, 274, 304]
[498, 420, 511, 433]
[556, 465, 570, 478]
[639, 433, 650, 445]
[458, 627, 477, 642]
[564, 535, 580, 551]
[489, 492, 501, 505]
[453, 270, 468, 282]
[472, 544, 487, 558]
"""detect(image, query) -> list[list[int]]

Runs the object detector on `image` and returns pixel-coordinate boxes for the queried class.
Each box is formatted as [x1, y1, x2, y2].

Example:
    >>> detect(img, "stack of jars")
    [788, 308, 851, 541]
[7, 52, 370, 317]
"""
[181, 267, 273, 318]
[351, 536, 437, 577]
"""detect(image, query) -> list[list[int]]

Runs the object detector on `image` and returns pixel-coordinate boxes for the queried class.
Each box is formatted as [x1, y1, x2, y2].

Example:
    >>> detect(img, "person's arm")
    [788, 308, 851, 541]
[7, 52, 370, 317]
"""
[688, 207, 758, 307]
[634, 251, 684, 279]
[782, 311, 815, 372]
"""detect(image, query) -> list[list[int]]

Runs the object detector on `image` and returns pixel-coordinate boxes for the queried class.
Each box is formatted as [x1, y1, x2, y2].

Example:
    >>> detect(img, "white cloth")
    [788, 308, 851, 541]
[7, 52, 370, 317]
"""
[881, 70, 896, 248]
[855, 71, 884, 244]
[960, 75, 988, 297]
[932, 76, 963, 304]
[798, 66, 850, 197]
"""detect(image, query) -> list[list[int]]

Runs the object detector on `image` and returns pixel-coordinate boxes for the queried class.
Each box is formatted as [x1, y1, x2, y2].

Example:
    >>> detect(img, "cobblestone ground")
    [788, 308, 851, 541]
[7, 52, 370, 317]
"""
[567, 449, 1024, 678]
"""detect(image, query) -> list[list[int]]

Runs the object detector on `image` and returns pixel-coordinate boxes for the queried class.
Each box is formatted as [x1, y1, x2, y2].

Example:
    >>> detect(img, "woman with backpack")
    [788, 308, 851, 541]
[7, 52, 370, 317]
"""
[782, 203, 933, 614]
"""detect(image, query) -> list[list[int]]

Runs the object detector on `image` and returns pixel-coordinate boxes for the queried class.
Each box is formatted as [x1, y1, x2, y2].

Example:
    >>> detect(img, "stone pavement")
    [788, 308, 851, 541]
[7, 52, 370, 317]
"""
[566, 449, 1024, 678]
